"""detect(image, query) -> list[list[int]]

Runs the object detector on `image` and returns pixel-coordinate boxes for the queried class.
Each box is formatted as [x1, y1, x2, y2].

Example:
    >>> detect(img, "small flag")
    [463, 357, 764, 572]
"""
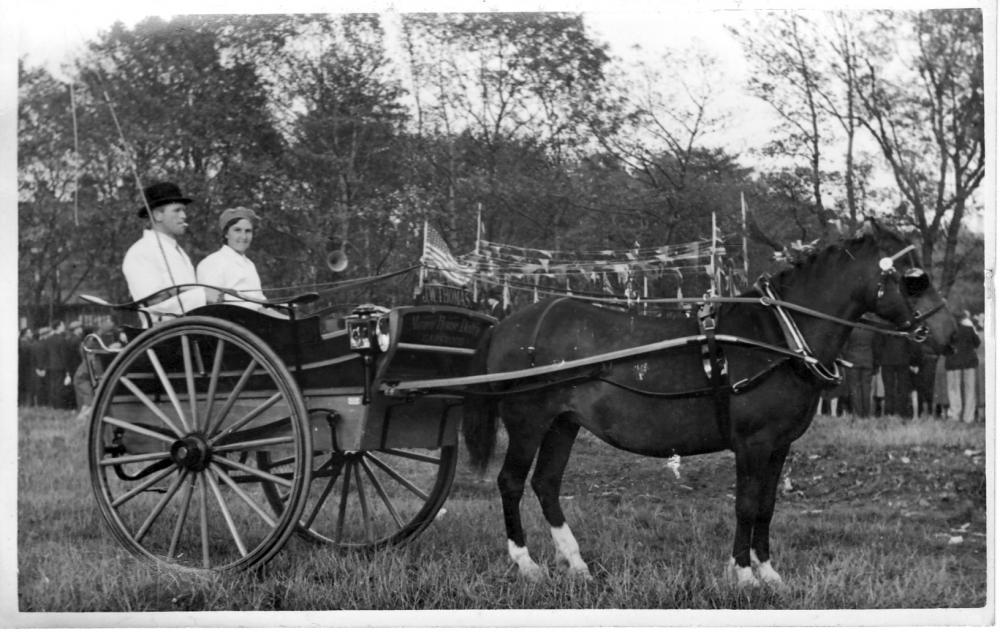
[423, 224, 474, 286]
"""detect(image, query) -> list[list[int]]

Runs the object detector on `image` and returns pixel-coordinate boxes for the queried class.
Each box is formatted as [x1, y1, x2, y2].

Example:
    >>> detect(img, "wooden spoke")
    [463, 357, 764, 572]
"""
[101, 416, 176, 445]
[353, 462, 374, 543]
[118, 379, 185, 438]
[134, 469, 189, 543]
[210, 393, 283, 445]
[334, 461, 353, 544]
[206, 470, 248, 557]
[202, 339, 226, 432]
[198, 473, 210, 569]
[110, 463, 179, 509]
[360, 457, 405, 530]
[168, 476, 197, 559]
[181, 335, 199, 432]
[213, 454, 294, 488]
[99, 451, 171, 467]
[378, 448, 441, 465]
[365, 453, 430, 501]
[301, 462, 342, 531]
[146, 347, 190, 433]
[209, 464, 277, 528]
[205, 358, 259, 437]
[213, 435, 295, 452]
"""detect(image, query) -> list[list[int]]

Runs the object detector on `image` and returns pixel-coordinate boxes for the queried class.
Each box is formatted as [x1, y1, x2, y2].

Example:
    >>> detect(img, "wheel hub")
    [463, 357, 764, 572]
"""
[170, 434, 212, 471]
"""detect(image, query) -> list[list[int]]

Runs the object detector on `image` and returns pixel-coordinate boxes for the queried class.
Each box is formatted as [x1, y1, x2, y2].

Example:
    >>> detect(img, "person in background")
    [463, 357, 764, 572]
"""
[945, 309, 980, 423]
[32, 327, 50, 407]
[62, 320, 85, 409]
[44, 320, 72, 409]
[874, 331, 920, 419]
[73, 317, 119, 423]
[973, 313, 985, 423]
[842, 325, 876, 419]
[122, 181, 206, 323]
[913, 345, 939, 419]
[196, 207, 267, 310]
[18, 328, 35, 407]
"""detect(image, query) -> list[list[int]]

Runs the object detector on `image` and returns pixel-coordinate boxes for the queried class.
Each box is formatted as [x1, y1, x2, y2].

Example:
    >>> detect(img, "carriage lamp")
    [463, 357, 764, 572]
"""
[348, 319, 374, 350]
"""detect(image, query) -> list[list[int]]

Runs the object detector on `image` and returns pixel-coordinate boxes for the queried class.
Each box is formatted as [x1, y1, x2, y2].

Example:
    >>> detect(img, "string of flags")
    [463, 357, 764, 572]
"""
[419, 219, 748, 301]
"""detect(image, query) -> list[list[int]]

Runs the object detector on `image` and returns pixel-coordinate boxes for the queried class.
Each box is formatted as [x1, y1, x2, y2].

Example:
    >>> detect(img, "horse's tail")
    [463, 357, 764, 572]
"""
[462, 326, 498, 473]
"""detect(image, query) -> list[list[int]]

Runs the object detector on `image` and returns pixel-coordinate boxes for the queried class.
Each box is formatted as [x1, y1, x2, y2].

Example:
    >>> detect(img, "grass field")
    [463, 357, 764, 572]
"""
[14, 405, 989, 622]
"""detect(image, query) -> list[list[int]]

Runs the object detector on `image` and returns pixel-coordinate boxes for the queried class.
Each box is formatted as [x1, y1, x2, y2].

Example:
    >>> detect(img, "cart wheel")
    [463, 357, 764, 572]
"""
[258, 443, 457, 549]
[88, 316, 311, 573]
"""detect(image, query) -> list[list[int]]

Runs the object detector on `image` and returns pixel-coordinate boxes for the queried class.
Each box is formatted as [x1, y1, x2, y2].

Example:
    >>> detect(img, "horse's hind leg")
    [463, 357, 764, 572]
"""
[749, 443, 789, 586]
[497, 409, 550, 581]
[530, 413, 591, 579]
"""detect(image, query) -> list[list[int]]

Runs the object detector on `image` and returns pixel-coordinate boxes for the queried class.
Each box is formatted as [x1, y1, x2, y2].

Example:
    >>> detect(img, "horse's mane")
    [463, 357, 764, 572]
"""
[769, 233, 877, 291]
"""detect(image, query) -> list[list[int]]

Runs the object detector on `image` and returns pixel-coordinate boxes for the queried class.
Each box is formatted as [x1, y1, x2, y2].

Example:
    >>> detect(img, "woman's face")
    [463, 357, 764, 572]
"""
[225, 218, 254, 254]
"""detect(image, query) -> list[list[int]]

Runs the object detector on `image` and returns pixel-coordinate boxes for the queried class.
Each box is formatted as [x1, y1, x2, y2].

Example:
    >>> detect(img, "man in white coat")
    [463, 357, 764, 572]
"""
[122, 182, 206, 323]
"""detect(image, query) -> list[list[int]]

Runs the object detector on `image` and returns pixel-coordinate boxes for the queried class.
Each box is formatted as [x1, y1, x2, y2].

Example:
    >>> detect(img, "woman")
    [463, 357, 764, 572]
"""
[196, 207, 267, 310]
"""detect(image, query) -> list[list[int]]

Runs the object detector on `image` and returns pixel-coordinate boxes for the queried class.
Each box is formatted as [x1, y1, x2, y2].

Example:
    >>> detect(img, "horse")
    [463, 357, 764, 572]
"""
[461, 219, 957, 588]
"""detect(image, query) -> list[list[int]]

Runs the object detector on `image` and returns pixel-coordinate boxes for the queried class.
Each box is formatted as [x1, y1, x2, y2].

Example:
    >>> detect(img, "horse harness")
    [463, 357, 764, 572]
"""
[499, 243, 944, 440]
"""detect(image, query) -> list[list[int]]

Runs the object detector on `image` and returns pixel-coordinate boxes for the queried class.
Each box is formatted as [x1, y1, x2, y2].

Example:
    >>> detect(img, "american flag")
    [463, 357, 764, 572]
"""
[422, 223, 474, 286]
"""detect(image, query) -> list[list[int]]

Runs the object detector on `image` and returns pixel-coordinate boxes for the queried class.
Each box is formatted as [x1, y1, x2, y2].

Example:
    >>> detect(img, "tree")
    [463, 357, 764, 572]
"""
[855, 9, 985, 296]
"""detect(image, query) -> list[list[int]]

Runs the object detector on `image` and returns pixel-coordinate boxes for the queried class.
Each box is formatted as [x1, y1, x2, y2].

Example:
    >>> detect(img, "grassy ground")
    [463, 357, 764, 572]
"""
[14, 406, 989, 620]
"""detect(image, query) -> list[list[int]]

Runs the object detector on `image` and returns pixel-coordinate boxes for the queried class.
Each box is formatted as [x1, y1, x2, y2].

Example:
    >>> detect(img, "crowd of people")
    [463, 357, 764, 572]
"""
[820, 310, 985, 422]
[17, 316, 122, 417]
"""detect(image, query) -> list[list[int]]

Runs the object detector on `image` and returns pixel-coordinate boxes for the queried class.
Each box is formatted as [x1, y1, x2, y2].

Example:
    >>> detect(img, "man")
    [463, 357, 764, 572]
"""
[44, 320, 71, 409]
[31, 327, 50, 407]
[122, 181, 205, 323]
[842, 326, 876, 419]
[874, 331, 920, 419]
[945, 310, 980, 423]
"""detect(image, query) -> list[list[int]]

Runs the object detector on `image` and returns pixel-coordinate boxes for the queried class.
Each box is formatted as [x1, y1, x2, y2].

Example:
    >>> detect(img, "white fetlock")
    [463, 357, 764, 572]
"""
[550, 524, 592, 580]
[729, 557, 760, 589]
[750, 549, 784, 586]
[750, 549, 784, 587]
[508, 540, 544, 582]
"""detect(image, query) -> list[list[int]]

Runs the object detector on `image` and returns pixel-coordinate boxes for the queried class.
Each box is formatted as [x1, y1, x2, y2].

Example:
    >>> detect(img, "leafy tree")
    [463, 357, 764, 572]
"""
[854, 9, 985, 296]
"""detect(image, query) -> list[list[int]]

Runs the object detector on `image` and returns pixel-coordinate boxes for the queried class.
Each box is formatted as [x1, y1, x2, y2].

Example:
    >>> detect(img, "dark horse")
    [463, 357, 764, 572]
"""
[462, 219, 956, 587]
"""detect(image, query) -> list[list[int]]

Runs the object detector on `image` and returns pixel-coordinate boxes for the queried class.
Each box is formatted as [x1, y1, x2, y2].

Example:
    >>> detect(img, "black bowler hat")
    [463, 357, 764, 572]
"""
[138, 182, 193, 217]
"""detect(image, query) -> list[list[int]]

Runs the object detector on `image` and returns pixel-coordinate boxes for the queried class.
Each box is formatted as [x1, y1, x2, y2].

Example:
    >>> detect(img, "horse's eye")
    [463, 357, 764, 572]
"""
[902, 268, 929, 296]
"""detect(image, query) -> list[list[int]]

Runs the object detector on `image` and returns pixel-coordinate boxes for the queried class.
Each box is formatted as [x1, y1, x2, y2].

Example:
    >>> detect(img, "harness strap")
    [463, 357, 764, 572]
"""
[523, 297, 571, 367]
[754, 275, 843, 386]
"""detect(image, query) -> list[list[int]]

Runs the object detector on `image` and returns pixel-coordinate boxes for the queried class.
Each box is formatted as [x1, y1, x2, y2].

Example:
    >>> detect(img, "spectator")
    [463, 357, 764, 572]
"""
[842, 326, 876, 419]
[44, 321, 72, 409]
[18, 328, 34, 406]
[974, 313, 985, 423]
[874, 332, 920, 419]
[913, 345, 939, 419]
[946, 310, 980, 423]
[31, 327, 50, 407]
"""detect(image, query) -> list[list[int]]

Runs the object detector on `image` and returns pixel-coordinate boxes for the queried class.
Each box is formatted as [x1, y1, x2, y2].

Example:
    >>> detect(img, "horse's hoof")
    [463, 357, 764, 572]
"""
[519, 563, 545, 583]
[756, 563, 784, 587]
[728, 559, 759, 589]
[567, 566, 593, 581]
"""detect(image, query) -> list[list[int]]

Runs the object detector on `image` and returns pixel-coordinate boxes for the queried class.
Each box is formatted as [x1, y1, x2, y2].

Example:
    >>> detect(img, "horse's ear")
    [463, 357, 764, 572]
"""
[853, 217, 880, 238]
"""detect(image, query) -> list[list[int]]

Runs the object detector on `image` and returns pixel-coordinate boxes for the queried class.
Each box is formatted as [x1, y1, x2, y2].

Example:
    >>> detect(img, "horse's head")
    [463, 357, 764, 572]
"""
[854, 218, 957, 354]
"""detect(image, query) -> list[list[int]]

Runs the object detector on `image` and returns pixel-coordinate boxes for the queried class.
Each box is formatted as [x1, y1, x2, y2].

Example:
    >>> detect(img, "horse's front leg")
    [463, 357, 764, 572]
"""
[729, 439, 771, 589]
[750, 443, 790, 587]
